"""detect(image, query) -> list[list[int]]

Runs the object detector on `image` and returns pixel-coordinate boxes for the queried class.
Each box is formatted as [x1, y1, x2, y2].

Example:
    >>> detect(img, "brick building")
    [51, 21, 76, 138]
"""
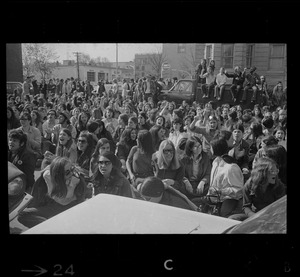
[162, 43, 287, 87]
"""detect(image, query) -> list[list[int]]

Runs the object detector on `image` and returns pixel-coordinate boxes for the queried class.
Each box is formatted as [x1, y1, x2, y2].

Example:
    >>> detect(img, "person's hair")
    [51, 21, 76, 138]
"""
[228, 110, 237, 120]
[119, 127, 137, 147]
[49, 156, 72, 198]
[77, 111, 90, 131]
[155, 115, 165, 127]
[210, 137, 229, 157]
[47, 109, 56, 117]
[263, 144, 286, 171]
[8, 129, 28, 148]
[157, 139, 180, 170]
[30, 109, 42, 127]
[119, 113, 129, 126]
[248, 157, 280, 194]
[7, 106, 19, 129]
[87, 121, 99, 133]
[184, 136, 203, 157]
[173, 109, 183, 119]
[77, 131, 95, 157]
[91, 138, 110, 159]
[171, 117, 184, 132]
[251, 122, 264, 138]
[128, 116, 138, 128]
[218, 129, 232, 141]
[229, 122, 244, 133]
[149, 125, 164, 151]
[273, 126, 286, 138]
[91, 107, 102, 120]
[20, 111, 32, 122]
[137, 130, 154, 156]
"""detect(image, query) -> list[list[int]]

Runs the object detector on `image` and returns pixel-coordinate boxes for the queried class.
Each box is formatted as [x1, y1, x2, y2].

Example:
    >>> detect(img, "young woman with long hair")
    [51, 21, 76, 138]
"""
[126, 130, 155, 187]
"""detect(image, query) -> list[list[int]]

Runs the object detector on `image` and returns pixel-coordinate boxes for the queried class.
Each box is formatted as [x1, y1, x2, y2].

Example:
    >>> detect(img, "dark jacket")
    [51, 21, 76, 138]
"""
[92, 168, 132, 198]
[181, 152, 212, 188]
[225, 71, 245, 86]
[228, 139, 250, 170]
[242, 178, 286, 216]
[8, 148, 36, 191]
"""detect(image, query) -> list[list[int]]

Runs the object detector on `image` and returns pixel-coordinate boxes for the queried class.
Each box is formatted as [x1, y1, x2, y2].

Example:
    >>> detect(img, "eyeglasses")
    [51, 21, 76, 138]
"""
[98, 160, 112, 166]
[163, 149, 174, 154]
[48, 113, 55, 116]
[78, 139, 87, 144]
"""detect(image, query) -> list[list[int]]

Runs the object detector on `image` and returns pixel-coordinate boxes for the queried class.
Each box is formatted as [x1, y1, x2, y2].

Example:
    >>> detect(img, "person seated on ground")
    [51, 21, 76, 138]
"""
[263, 144, 287, 188]
[25, 156, 87, 219]
[228, 157, 286, 221]
[180, 136, 212, 199]
[126, 130, 155, 188]
[152, 139, 185, 194]
[41, 128, 77, 170]
[252, 135, 278, 169]
[273, 126, 286, 150]
[75, 131, 95, 177]
[89, 151, 132, 198]
[168, 117, 189, 150]
[191, 137, 244, 218]
[89, 138, 111, 175]
[227, 123, 250, 178]
[17, 111, 42, 161]
[136, 176, 198, 211]
[41, 109, 57, 154]
[8, 129, 36, 193]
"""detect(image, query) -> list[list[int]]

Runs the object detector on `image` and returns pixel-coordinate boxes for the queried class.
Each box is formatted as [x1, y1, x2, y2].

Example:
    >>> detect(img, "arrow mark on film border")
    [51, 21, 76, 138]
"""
[21, 265, 47, 276]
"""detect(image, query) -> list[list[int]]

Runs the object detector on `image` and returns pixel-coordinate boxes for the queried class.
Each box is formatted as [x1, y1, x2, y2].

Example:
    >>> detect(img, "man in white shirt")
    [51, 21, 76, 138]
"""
[122, 79, 130, 99]
[214, 67, 227, 101]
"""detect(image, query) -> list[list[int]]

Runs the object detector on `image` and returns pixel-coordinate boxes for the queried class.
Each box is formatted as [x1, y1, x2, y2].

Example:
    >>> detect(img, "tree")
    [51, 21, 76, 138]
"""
[179, 44, 197, 77]
[79, 53, 91, 65]
[148, 52, 168, 78]
[22, 43, 59, 80]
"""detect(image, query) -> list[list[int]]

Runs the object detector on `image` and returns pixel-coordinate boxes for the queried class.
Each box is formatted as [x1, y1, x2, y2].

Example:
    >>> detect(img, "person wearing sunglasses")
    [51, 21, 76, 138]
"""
[89, 152, 132, 198]
[75, 131, 95, 177]
[229, 157, 286, 221]
[152, 139, 185, 193]
[26, 156, 87, 219]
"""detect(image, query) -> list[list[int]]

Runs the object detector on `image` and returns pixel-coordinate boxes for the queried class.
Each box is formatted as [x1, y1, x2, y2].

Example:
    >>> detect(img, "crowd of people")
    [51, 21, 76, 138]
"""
[7, 69, 287, 229]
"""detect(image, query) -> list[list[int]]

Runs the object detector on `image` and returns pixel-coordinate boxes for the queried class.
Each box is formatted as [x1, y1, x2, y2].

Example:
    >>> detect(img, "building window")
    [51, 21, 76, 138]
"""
[246, 44, 254, 68]
[205, 44, 213, 65]
[269, 44, 285, 70]
[98, 72, 105, 81]
[222, 44, 234, 69]
[87, 71, 95, 82]
[178, 44, 186, 53]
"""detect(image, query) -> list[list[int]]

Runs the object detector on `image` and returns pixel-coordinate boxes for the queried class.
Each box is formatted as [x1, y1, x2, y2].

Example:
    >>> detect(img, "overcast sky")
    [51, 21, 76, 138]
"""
[47, 43, 163, 62]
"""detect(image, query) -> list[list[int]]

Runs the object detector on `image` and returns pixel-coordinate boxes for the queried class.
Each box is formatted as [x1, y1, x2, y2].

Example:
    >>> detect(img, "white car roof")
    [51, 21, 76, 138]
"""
[22, 194, 239, 234]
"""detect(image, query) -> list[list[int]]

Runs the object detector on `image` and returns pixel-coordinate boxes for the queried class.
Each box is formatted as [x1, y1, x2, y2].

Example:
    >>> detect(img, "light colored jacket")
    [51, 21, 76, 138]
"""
[208, 156, 243, 201]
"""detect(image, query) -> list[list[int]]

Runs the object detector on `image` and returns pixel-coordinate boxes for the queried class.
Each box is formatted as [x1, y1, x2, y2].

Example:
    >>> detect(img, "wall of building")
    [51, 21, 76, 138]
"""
[6, 43, 23, 82]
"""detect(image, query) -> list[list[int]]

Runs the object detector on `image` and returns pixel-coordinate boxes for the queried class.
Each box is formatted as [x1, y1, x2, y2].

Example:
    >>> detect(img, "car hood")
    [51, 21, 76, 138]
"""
[23, 194, 239, 234]
[224, 195, 286, 234]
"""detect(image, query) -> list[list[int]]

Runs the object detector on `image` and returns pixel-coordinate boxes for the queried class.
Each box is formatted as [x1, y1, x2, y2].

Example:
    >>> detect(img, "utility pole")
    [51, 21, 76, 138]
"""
[116, 43, 118, 81]
[73, 52, 81, 81]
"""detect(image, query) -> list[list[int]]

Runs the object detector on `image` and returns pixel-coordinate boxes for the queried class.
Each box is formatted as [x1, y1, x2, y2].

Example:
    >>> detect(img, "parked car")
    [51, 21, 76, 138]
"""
[7, 81, 23, 95]
[158, 78, 264, 109]
[22, 194, 286, 234]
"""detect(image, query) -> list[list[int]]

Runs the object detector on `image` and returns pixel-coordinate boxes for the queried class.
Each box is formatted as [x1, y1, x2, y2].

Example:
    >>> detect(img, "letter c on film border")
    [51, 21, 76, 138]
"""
[164, 259, 173, 270]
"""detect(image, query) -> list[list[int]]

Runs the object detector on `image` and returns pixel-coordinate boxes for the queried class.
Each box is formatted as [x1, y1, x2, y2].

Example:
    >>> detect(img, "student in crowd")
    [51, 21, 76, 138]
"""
[75, 111, 90, 138]
[229, 157, 286, 221]
[89, 151, 132, 198]
[115, 127, 137, 174]
[27, 156, 87, 219]
[8, 129, 36, 192]
[168, 117, 189, 150]
[274, 126, 286, 150]
[149, 124, 166, 152]
[152, 139, 185, 194]
[194, 137, 244, 217]
[75, 131, 95, 176]
[138, 112, 151, 131]
[126, 130, 155, 187]
[227, 123, 250, 177]
[17, 111, 42, 160]
[7, 106, 21, 132]
[137, 176, 198, 211]
[263, 144, 287, 187]
[30, 109, 43, 135]
[113, 113, 129, 143]
[41, 128, 77, 170]
[180, 136, 212, 199]
[201, 66, 215, 98]
[225, 66, 244, 103]
[214, 67, 227, 101]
